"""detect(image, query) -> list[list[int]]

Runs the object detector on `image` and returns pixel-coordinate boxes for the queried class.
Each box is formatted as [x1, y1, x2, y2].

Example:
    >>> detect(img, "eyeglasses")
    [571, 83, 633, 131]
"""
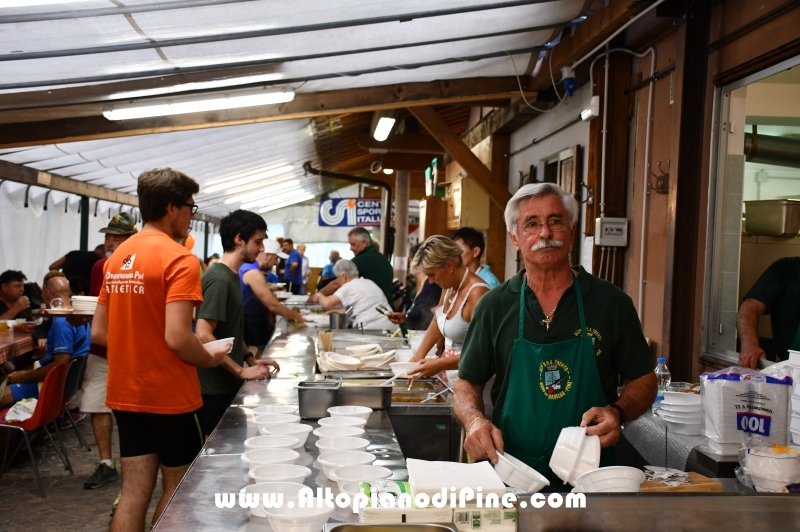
[183, 203, 199, 215]
[517, 218, 568, 235]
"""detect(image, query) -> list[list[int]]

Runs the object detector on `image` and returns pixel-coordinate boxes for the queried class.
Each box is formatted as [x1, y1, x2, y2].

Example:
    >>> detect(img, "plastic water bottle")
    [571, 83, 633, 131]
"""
[653, 357, 671, 412]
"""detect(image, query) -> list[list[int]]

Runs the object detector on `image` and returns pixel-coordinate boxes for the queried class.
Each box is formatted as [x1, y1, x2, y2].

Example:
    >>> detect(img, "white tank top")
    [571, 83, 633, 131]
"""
[435, 281, 490, 383]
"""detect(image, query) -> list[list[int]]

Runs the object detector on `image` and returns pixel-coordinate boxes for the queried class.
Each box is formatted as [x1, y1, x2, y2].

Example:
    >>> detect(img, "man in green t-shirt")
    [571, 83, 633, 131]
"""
[310, 227, 395, 308]
[195, 210, 280, 436]
[455, 183, 656, 488]
[737, 257, 800, 368]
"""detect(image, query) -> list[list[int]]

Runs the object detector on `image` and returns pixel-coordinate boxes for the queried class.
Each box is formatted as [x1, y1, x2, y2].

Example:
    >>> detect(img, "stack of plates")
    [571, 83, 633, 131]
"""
[659, 391, 702, 435]
[317, 352, 364, 372]
[71, 296, 98, 314]
[343, 344, 394, 370]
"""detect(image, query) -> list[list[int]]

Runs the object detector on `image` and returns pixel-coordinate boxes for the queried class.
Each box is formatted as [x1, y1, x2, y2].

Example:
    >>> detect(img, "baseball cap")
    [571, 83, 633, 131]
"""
[99, 213, 137, 235]
[264, 238, 288, 259]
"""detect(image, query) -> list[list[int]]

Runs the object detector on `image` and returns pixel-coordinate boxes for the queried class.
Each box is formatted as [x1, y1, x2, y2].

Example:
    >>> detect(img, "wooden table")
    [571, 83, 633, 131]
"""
[0, 330, 35, 363]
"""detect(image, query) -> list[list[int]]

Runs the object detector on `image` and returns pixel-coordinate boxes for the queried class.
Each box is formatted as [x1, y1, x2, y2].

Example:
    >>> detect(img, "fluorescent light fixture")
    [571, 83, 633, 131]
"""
[223, 179, 301, 204]
[110, 73, 284, 100]
[581, 95, 600, 122]
[372, 117, 396, 142]
[1, 0, 94, 6]
[203, 164, 294, 193]
[258, 194, 316, 214]
[383, 168, 394, 175]
[103, 87, 295, 121]
[241, 189, 311, 210]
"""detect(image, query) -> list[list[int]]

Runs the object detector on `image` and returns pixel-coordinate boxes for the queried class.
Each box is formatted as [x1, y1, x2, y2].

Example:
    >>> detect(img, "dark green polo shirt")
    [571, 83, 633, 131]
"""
[459, 266, 654, 424]
[351, 245, 394, 308]
[743, 257, 800, 361]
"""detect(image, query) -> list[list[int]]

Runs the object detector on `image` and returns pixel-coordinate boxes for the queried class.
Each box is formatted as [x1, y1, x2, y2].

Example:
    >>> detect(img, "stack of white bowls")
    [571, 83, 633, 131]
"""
[789, 351, 800, 446]
[572, 466, 645, 493]
[548, 426, 601, 486]
[746, 447, 800, 492]
[71, 295, 98, 313]
[660, 391, 702, 435]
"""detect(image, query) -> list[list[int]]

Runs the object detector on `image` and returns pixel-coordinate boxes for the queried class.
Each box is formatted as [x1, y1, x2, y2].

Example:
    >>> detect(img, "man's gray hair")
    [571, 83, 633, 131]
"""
[504, 183, 580, 234]
[333, 259, 359, 278]
[348, 226, 372, 244]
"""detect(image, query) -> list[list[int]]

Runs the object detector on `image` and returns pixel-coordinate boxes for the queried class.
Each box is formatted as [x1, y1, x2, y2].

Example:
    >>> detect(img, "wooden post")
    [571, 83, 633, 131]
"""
[393, 170, 410, 280]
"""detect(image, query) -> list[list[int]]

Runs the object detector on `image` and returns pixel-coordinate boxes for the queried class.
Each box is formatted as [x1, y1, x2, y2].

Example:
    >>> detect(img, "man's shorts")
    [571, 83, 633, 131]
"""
[81, 354, 111, 413]
[9, 382, 39, 402]
[198, 393, 237, 436]
[113, 409, 203, 468]
[243, 313, 274, 349]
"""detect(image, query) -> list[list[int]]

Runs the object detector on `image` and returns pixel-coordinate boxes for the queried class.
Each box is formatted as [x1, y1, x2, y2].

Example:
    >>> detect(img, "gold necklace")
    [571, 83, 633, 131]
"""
[535, 279, 573, 331]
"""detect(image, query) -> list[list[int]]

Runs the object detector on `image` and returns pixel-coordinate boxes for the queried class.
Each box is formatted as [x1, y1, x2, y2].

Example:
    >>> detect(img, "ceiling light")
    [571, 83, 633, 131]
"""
[203, 164, 294, 193]
[372, 117, 396, 142]
[103, 87, 295, 121]
[110, 73, 284, 100]
[241, 189, 311, 210]
[258, 194, 316, 214]
[223, 179, 301, 204]
[383, 168, 394, 175]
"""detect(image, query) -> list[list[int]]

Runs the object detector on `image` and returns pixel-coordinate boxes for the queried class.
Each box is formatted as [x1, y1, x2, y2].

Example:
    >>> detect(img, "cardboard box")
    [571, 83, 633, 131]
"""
[358, 480, 453, 524]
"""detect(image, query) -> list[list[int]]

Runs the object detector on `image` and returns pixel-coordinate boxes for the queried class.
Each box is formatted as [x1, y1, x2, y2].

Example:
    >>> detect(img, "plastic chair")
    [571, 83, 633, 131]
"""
[0, 360, 74, 497]
[61, 355, 91, 452]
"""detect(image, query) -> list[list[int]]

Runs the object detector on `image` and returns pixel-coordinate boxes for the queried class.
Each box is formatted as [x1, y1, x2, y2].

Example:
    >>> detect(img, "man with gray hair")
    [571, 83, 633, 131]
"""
[454, 182, 656, 492]
[316, 259, 394, 330]
[310, 227, 394, 308]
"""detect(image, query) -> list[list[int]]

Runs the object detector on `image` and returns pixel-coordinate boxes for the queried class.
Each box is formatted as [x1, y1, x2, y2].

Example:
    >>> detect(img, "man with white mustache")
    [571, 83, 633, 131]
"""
[453, 182, 656, 492]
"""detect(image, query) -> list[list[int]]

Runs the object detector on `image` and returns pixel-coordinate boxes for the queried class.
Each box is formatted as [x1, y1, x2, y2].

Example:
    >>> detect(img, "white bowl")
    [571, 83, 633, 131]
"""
[663, 418, 702, 436]
[202, 337, 234, 354]
[549, 426, 586, 483]
[260, 423, 314, 448]
[318, 416, 368, 428]
[346, 344, 382, 356]
[316, 436, 370, 453]
[241, 448, 300, 467]
[662, 391, 701, 405]
[339, 480, 363, 497]
[263, 496, 334, 532]
[746, 449, 800, 483]
[248, 464, 312, 484]
[495, 452, 549, 493]
[254, 414, 301, 426]
[394, 349, 414, 363]
[328, 353, 364, 369]
[244, 435, 299, 450]
[566, 434, 601, 486]
[318, 450, 376, 480]
[389, 362, 421, 377]
[253, 405, 298, 416]
[750, 474, 791, 492]
[330, 464, 392, 488]
[313, 426, 366, 439]
[328, 405, 373, 421]
[658, 409, 702, 421]
[574, 466, 645, 493]
[660, 403, 701, 413]
[239, 482, 306, 517]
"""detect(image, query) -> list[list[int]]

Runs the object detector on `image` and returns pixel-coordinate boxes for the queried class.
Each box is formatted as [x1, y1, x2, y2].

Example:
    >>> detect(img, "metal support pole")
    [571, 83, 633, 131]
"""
[204, 221, 209, 259]
[393, 170, 410, 280]
[379, 188, 390, 253]
[79, 195, 89, 251]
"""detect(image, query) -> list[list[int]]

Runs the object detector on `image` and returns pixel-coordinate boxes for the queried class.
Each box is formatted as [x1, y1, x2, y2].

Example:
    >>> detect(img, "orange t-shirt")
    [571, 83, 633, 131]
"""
[98, 231, 204, 414]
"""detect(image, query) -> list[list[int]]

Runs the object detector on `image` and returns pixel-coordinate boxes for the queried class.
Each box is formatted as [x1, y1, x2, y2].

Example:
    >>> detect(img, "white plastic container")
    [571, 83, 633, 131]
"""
[239, 482, 306, 517]
[318, 450, 376, 480]
[253, 413, 301, 426]
[495, 452, 549, 493]
[260, 423, 313, 448]
[248, 464, 312, 484]
[313, 426, 365, 439]
[389, 362, 421, 377]
[240, 448, 299, 468]
[573, 466, 645, 493]
[330, 464, 392, 487]
[328, 405, 373, 421]
[318, 415, 367, 428]
[316, 436, 370, 453]
[566, 434, 601, 486]
[202, 337, 234, 354]
[252, 405, 298, 416]
[263, 495, 334, 532]
[662, 391, 701, 406]
[663, 417, 702, 436]
[549, 426, 586, 483]
[243, 435, 299, 450]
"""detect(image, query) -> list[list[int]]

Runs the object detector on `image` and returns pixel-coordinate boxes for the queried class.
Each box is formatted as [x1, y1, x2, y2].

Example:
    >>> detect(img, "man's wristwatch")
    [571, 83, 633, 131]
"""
[607, 403, 627, 430]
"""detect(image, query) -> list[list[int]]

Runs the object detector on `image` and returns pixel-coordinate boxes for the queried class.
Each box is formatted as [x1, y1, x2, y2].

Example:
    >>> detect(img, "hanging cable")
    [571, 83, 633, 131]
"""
[506, 51, 564, 113]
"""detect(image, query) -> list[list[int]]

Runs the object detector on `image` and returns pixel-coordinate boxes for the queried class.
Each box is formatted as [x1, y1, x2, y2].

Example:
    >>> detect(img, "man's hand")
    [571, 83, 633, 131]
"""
[252, 358, 280, 373]
[307, 294, 319, 304]
[387, 312, 406, 325]
[408, 357, 448, 379]
[7, 371, 25, 384]
[240, 364, 272, 380]
[581, 406, 622, 448]
[463, 418, 504, 464]
[12, 296, 30, 313]
[37, 338, 47, 350]
[202, 343, 230, 368]
[738, 344, 767, 369]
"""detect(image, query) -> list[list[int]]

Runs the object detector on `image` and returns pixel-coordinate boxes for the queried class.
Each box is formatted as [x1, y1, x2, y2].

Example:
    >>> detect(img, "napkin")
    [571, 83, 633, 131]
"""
[5, 398, 37, 423]
[406, 458, 507, 497]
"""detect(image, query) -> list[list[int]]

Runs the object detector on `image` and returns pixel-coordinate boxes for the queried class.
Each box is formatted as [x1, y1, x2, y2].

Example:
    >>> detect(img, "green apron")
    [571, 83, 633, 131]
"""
[497, 273, 616, 483]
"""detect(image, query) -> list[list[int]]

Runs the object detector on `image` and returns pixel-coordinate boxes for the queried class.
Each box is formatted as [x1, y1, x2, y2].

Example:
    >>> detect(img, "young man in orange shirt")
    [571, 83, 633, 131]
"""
[91, 168, 228, 532]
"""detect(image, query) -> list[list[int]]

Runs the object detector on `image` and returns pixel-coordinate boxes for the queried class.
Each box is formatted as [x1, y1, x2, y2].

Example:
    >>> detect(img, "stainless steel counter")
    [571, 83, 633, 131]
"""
[155, 326, 408, 531]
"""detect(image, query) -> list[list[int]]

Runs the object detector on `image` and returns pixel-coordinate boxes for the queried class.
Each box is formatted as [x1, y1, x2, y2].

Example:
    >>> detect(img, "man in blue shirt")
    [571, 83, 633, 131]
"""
[452, 227, 501, 289]
[281, 238, 304, 295]
[1, 275, 90, 408]
[317, 250, 340, 291]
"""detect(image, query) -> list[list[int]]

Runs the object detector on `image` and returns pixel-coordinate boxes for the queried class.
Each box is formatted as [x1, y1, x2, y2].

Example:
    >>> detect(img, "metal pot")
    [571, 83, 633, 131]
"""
[330, 313, 348, 329]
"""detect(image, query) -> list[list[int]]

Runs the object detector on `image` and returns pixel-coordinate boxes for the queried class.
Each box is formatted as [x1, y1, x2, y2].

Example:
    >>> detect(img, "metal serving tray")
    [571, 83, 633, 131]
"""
[325, 524, 458, 532]
[336, 380, 393, 409]
[745, 199, 800, 236]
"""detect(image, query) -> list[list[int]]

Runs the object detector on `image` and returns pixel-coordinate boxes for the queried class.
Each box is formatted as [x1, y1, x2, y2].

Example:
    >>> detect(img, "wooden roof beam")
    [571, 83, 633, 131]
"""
[408, 106, 511, 209]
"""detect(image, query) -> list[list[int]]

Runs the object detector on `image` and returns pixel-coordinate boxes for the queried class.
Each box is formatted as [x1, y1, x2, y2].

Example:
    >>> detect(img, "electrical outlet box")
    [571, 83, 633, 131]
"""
[594, 217, 628, 247]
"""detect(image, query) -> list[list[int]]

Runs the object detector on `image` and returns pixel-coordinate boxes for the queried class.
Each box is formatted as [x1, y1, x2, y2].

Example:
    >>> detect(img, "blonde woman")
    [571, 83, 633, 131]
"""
[408, 235, 490, 382]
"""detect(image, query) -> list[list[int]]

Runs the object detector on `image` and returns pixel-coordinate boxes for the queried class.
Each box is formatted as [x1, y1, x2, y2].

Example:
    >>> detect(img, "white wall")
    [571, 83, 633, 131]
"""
[505, 84, 593, 280]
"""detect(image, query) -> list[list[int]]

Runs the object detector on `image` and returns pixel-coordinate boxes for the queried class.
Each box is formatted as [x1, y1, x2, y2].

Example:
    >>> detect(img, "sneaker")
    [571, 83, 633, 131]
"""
[84, 462, 119, 489]
[61, 410, 87, 429]
[111, 492, 121, 517]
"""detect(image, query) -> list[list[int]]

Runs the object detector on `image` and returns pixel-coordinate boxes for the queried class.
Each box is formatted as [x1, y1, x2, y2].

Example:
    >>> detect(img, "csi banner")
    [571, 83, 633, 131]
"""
[318, 198, 383, 227]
